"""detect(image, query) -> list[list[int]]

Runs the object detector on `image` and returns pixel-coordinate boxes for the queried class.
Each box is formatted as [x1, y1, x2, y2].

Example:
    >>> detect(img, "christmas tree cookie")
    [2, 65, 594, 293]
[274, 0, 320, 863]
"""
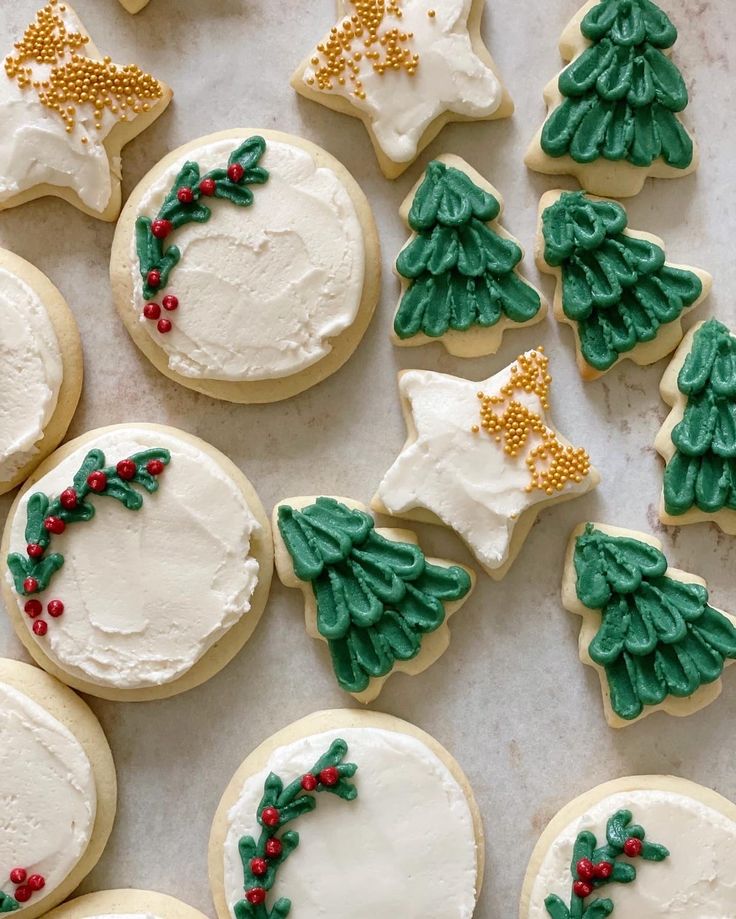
[655, 319, 736, 534]
[0, 248, 82, 496]
[111, 130, 380, 403]
[392, 155, 546, 357]
[209, 709, 484, 919]
[291, 0, 513, 179]
[536, 190, 711, 380]
[525, 0, 698, 197]
[373, 348, 601, 579]
[0, 1, 171, 220]
[0, 658, 116, 918]
[44, 890, 208, 919]
[563, 522, 736, 727]
[273, 496, 474, 702]
[1, 424, 273, 701]
[520, 776, 736, 919]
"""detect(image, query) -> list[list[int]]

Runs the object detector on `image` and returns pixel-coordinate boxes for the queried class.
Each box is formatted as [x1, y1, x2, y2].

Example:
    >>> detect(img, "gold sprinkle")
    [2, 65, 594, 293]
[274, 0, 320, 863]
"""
[428, 9, 436, 17]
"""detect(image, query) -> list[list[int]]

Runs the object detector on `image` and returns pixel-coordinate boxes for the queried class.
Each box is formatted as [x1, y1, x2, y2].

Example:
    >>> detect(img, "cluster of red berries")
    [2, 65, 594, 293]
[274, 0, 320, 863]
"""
[8, 868, 45, 904]
[143, 294, 178, 334]
[244, 768, 341, 905]
[573, 839, 642, 899]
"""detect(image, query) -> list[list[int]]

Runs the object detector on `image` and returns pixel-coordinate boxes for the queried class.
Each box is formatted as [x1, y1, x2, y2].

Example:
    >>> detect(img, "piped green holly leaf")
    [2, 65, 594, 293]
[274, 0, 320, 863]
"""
[0, 891, 20, 913]
[641, 840, 670, 861]
[544, 894, 571, 919]
[59, 501, 95, 524]
[229, 136, 267, 170]
[98, 477, 145, 510]
[582, 900, 614, 919]
[610, 861, 636, 883]
[6, 553, 31, 592]
[72, 450, 106, 491]
[24, 491, 50, 544]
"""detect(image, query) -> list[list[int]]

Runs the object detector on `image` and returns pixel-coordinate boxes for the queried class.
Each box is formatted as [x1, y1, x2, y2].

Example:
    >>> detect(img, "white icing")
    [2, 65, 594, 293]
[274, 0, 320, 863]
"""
[0, 682, 96, 909]
[301, 0, 502, 163]
[0, 266, 63, 483]
[223, 726, 478, 919]
[375, 360, 596, 570]
[83, 915, 160, 919]
[129, 138, 365, 382]
[5, 428, 262, 689]
[526, 789, 736, 919]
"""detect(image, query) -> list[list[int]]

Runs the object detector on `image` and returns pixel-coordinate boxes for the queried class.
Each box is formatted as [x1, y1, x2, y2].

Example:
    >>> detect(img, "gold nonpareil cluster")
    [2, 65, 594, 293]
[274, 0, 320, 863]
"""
[4, 0, 163, 135]
[473, 348, 592, 495]
[306, 0, 419, 101]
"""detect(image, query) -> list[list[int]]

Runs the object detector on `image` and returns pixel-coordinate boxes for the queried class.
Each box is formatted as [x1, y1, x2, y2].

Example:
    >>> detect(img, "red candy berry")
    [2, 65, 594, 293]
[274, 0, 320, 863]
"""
[199, 178, 216, 196]
[573, 881, 593, 899]
[319, 766, 339, 787]
[9, 868, 26, 884]
[162, 294, 179, 311]
[264, 837, 282, 858]
[245, 888, 266, 906]
[13, 885, 31, 903]
[23, 577, 39, 594]
[27, 875, 45, 892]
[227, 163, 245, 182]
[33, 620, 48, 637]
[594, 861, 613, 879]
[87, 471, 108, 492]
[576, 858, 594, 881]
[24, 599, 42, 618]
[60, 487, 78, 509]
[147, 269, 161, 289]
[117, 459, 137, 480]
[301, 773, 318, 791]
[151, 219, 173, 239]
[143, 302, 161, 320]
[146, 459, 164, 475]
[260, 806, 280, 827]
[624, 837, 643, 857]
[250, 857, 268, 877]
[44, 516, 66, 534]
[177, 186, 194, 204]
[27, 543, 44, 558]
[47, 599, 64, 618]
[157, 318, 172, 334]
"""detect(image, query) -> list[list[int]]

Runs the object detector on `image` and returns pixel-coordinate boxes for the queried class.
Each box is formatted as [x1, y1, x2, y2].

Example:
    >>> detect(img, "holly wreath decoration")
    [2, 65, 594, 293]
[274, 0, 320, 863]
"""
[0, 867, 46, 912]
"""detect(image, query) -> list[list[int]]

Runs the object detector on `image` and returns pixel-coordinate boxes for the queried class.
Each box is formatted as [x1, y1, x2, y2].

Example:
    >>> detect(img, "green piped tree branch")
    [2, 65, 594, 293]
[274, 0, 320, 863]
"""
[234, 739, 357, 919]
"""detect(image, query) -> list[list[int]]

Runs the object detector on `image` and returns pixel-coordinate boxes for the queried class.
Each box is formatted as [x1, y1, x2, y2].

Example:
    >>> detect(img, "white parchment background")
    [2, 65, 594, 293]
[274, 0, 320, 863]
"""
[0, 1, 734, 915]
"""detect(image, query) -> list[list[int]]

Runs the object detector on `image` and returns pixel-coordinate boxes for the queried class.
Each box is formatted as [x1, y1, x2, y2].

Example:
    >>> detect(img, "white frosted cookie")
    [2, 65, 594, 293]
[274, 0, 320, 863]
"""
[1, 424, 273, 701]
[0, 658, 116, 918]
[291, 0, 513, 179]
[44, 890, 208, 919]
[209, 709, 484, 919]
[535, 190, 711, 381]
[525, 0, 699, 197]
[0, 1, 171, 220]
[392, 155, 546, 357]
[373, 348, 601, 579]
[273, 496, 475, 702]
[562, 522, 736, 728]
[655, 319, 736, 534]
[0, 249, 82, 496]
[519, 775, 736, 919]
[111, 130, 380, 403]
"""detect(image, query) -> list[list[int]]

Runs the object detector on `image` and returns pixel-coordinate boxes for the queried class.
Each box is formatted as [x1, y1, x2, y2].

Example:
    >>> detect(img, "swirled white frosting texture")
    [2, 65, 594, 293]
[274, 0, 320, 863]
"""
[0, 266, 63, 484]
[223, 727, 477, 919]
[130, 138, 365, 382]
[0, 682, 96, 909]
[301, 0, 502, 163]
[6, 428, 261, 689]
[526, 789, 736, 918]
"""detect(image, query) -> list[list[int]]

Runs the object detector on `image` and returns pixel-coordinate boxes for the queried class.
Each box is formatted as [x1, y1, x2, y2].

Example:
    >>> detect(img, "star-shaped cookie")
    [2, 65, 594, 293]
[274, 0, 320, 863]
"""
[0, 1, 171, 219]
[291, 0, 513, 179]
[119, 0, 150, 11]
[372, 348, 601, 578]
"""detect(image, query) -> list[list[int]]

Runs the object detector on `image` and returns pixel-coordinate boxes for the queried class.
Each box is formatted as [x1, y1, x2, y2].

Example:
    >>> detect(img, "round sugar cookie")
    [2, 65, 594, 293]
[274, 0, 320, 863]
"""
[0, 248, 82, 496]
[44, 890, 208, 919]
[1, 424, 273, 701]
[0, 658, 116, 918]
[209, 709, 484, 919]
[519, 775, 736, 919]
[111, 130, 380, 403]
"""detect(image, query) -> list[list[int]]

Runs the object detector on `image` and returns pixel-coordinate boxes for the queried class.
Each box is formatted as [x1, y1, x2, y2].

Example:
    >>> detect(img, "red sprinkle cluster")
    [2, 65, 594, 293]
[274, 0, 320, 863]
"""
[7, 867, 45, 904]
[573, 841, 641, 899]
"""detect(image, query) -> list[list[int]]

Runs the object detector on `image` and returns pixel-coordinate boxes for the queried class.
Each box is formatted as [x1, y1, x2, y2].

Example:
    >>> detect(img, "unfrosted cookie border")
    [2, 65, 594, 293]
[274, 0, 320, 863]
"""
[0, 658, 117, 918]
[44, 889, 208, 919]
[0, 423, 274, 701]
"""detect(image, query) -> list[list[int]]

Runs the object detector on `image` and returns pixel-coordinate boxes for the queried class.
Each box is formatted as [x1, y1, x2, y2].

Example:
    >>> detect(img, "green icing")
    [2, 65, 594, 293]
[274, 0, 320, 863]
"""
[0, 892, 19, 913]
[7, 447, 171, 598]
[573, 524, 736, 721]
[664, 319, 736, 516]
[545, 809, 668, 919]
[234, 739, 357, 919]
[542, 191, 702, 372]
[136, 136, 269, 300]
[394, 161, 541, 340]
[277, 497, 472, 694]
[540, 0, 694, 170]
